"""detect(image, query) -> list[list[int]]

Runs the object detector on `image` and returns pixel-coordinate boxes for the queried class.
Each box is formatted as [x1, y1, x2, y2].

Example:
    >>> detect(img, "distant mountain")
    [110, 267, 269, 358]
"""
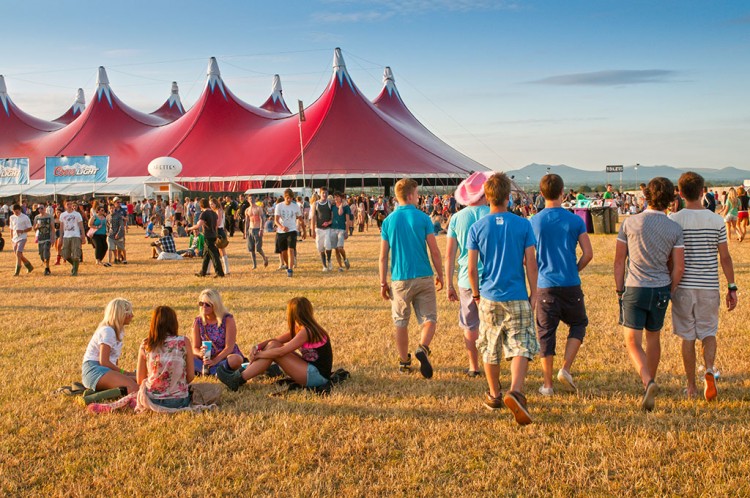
[504, 163, 750, 189]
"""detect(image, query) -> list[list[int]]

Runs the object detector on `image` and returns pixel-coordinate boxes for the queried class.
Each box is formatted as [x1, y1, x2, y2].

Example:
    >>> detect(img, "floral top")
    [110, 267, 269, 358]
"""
[144, 336, 190, 401]
[193, 313, 242, 359]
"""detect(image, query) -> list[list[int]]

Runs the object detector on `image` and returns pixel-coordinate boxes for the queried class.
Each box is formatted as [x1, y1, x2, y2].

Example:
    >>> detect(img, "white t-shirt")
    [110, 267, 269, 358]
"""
[10, 213, 32, 243]
[82, 325, 123, 365]
[60, 210, 83, 238]
[274, 202, 301, 233]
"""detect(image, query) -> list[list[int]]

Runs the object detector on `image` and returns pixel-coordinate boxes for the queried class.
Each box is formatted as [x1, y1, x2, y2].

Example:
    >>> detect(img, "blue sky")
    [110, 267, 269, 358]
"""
[3, 0, 748, 171]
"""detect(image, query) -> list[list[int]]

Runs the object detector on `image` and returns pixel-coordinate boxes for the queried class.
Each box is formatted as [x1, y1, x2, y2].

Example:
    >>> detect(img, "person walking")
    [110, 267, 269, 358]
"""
[245, 197, 269, 269]
[60, 200, 86, 276]
[190, 198, 224, 278]
[311, 187, 334, 271]
[9, 204, 34, 276]
[274, 189, 301, 278]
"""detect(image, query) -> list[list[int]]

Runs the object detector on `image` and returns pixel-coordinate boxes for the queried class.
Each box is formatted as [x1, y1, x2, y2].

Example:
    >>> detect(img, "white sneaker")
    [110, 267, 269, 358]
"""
[322, 266, 330, 272]
[538, 386, 554, 396]
[327, 261, 333, 271]
[557, 369, 577, 392]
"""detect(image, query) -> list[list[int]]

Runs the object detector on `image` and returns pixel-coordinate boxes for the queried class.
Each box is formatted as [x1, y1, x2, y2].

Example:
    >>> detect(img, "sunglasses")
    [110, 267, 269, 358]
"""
[198, 302, 213, 308]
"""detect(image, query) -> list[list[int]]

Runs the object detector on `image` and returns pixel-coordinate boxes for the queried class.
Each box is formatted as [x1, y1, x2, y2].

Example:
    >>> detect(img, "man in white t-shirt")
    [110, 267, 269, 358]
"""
[60, 200, 86, 276]
[10, 204, 33, 276]
[274, 189, 302, 278]
[311, 187, 334, 271]
[670, 172, 737, 401]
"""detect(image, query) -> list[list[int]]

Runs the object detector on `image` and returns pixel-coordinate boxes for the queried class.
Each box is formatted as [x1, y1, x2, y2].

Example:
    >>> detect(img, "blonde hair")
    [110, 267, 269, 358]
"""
[99, 298, 133, 341]
[198, 288, 229, 327]
[395, 178, 418, 202]
[727, 187, 738, 202]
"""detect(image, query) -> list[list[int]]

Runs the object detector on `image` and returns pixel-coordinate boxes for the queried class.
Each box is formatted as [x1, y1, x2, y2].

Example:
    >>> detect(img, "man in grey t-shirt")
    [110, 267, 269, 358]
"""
[614, 177, 684, 412]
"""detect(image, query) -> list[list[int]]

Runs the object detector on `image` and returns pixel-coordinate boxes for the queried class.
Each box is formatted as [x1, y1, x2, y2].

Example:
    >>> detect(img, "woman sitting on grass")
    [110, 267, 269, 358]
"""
[218, 297, 333, 391]
[192, 288, 244, 375]
[136, 306, 194, 409]
[81, 298, 138, 394]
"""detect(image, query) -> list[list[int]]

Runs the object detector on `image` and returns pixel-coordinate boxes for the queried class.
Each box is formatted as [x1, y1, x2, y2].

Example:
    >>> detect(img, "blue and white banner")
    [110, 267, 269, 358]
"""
[0, 158, 29, 185]
[45, 156, 109, 184]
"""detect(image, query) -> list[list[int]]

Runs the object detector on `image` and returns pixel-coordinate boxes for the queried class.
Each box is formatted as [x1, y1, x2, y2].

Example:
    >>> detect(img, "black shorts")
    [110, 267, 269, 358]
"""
[536, 286, 588, 357]
[275, 231, 298, 253]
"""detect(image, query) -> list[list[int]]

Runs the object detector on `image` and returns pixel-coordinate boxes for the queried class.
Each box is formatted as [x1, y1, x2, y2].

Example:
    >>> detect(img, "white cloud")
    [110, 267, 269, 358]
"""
[312, 0, 518, 23]
[530, 69, 681, 86]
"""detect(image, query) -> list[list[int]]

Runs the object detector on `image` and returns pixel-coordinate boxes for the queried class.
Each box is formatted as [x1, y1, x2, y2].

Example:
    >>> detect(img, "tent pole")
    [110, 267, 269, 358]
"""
[299, 118, 306, 193]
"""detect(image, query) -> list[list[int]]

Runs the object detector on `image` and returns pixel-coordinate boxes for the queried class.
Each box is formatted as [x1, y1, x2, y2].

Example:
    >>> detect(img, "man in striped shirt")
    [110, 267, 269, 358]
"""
[670, 172, 737, 401]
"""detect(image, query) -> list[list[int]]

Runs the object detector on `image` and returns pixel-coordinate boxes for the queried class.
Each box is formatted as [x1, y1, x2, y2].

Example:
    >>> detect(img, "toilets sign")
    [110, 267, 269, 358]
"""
[45, 156, 109, 184]
[0, 158, 29, 185]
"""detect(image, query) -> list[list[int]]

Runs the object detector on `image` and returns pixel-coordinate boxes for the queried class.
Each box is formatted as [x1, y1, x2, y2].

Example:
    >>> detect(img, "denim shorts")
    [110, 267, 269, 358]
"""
[306, 364, 329, 387]
[150, 396, 190, 409]
[619, 285, 671, 332]
[81, 360, 111, 390]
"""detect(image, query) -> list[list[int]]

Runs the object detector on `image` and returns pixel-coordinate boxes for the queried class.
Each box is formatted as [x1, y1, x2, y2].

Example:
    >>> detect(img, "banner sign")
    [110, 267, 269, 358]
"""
[0, 158, 29, 185]
[45, 156, 109, 184]
[606, 165, 624, 173]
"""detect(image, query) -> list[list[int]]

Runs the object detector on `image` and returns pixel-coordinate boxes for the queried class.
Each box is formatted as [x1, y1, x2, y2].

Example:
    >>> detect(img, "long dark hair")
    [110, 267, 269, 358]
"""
[287, 297, 328, 344]
[145, 306, 179, 352]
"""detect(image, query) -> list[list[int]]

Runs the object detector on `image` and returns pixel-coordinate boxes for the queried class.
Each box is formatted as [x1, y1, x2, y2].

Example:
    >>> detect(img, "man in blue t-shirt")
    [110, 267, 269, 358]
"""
[530, 174, 593, 397]
[445, 172, 492, 378]
[380, 178, 444, 378]
[467, 172, 538, 425]
[330, 192, 351, 272]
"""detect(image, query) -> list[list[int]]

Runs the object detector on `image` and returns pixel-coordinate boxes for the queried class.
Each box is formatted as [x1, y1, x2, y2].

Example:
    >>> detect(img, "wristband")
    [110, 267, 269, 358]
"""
[119, 368, 125, 374]
[728, 283, 738, 291]
[616, 289, 625, 296]
[472, 295, 480, 300]
[381, 283, 388, 287]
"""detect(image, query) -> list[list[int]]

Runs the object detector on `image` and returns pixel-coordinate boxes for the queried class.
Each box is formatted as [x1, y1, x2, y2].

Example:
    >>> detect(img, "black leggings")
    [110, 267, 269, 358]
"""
[92, 234, 107, 262]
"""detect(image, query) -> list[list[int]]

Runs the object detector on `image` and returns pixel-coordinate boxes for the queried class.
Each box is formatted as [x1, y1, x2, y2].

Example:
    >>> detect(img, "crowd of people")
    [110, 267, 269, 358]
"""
[2, 171, 743, 424]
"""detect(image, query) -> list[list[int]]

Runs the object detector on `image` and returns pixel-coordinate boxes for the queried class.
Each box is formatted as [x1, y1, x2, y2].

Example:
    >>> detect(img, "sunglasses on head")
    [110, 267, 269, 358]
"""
[198, 301, 213, 308]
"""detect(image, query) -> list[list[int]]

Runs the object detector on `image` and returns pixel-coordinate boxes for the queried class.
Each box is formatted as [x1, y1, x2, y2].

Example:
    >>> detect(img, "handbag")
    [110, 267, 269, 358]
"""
[189, 383, 222, 405]
[86, 227, 97, 238]
[216, 227, 229, 249]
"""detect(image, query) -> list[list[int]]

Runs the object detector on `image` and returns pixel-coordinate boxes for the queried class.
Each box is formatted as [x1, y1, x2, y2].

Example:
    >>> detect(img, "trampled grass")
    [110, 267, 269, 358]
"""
[1, 224, 749, 496]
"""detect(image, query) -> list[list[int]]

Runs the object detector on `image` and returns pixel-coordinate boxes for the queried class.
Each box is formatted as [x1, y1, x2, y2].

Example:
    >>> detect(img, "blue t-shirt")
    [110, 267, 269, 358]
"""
[530, 207, 586, 289]
[447, 205, 490, 289]
[467, 211, 536, 302]
[331, 204, 350, 230]
[381, 204, 434, 282]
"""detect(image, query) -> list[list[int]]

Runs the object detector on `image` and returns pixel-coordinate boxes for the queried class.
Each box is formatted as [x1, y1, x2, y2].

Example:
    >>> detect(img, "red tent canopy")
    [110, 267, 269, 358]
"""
[0, 49, 488, 191]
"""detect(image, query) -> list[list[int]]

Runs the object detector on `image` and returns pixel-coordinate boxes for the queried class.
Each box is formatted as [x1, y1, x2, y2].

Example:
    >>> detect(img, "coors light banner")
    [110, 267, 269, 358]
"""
[0, 158, 30, 186]
[45, 156, 109, 184]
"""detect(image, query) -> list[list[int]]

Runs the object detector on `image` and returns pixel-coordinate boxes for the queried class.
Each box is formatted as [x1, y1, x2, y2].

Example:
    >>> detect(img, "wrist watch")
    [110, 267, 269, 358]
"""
[728, 283, 738, 292]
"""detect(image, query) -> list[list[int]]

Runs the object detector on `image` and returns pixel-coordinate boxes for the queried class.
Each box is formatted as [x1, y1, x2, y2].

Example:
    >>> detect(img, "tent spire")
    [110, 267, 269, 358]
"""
[383, 67, 398, 97]
[332, 47, 353, 89]
[206, 57, 227, 98]
[0, 75, 8, 116]
[72, 88, 86, 115]
[168, 81, 184, 112]
[96, 66, 113, 107]
[271, 75, 283, 102]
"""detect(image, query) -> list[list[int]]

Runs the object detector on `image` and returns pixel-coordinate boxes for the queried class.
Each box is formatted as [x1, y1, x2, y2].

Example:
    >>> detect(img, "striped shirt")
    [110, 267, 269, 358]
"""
[669, 209, 726, 290]
[617, 210, 684, 288]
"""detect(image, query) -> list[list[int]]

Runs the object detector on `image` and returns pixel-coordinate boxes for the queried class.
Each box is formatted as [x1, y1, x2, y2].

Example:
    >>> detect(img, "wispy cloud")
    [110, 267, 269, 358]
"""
[529, 70, 681, 86]
[313, 0, 518, 23]
[727, 14, 750, 24]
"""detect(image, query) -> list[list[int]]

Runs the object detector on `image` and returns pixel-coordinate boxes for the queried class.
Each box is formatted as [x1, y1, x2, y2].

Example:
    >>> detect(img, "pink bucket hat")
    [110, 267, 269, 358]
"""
[455, 171, 494, 206]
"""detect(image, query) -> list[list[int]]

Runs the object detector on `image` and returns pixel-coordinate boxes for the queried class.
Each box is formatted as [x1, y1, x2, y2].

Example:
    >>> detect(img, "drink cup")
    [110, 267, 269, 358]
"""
[202, 341, 212, 375]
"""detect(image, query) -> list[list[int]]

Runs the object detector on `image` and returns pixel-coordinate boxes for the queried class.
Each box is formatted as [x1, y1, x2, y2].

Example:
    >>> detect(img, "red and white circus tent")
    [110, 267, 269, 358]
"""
[0, 48, 488, 196]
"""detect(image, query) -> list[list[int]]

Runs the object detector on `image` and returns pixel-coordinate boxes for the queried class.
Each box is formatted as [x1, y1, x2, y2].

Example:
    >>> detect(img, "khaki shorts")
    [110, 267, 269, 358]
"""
[108, 237, 125, 251]
[477, 298, 539, 364]
[390, 277, 437, 327]
[62, 237, 82, 261]
[671, 287, 720, 340]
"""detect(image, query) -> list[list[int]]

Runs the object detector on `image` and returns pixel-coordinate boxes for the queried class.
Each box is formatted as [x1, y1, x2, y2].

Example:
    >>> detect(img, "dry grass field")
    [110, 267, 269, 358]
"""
[1, 222, 749, 497]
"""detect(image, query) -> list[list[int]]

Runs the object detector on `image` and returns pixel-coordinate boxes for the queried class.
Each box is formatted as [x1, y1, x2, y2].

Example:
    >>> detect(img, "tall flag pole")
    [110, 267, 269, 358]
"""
[298, 100, 306, 192]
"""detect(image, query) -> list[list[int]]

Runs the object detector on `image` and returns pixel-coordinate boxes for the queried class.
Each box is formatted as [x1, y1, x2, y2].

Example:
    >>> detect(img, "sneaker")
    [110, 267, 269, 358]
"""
[263, 257, 269, 267]
[344, 259, 350, 270]
[414, 344, 433, 379]
[641, 380, 658, 412]
[398, 353, 413, 373]
[322, 266, 330, 272]
[103, 262, 112, 267]
[704, 371, 718, 402]
[503, 391, 532, 425]
[287, 269, 293, 278]
[216, 364, 247, 392]
[483, 391, 504, 410]
[25, 262, 34, 274]
[278, 264, 287, 271]
[194, 272, 206, 277]
[327, 261, 333, 271]
[44, 268, 51, 276]
[465, 369, 482, 378]
[338, 267, 344, 272]
[121, 261, 128, 265]
[538, 386, 554, 396]
[264, 363, 284, 378]
[557, 368, 577, 393]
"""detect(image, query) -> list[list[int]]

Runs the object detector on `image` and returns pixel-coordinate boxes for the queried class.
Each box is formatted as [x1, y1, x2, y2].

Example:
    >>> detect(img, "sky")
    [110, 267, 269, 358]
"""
[3, 0, 749, 172]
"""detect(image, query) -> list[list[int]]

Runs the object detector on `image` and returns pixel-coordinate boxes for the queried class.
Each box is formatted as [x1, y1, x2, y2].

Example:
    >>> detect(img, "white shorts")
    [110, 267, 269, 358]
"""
[330, 229, 345, 248]
[316, 228, 332, 252]
[671, 287, 720, 340]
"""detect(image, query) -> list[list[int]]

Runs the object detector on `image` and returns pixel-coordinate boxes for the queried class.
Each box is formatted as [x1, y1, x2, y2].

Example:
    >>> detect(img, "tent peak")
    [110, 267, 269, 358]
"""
[383, 67, 395, 83]
[171, 81, 179, 94]
[0, 75, 6, 95]
[332, 48, 354, 90]
[207, 57, 220, 77]
[272, 74, 282, 93]
[97, 66, 110, 87]
[0, 75, 8, 116]
[75, 88, 85, 105]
